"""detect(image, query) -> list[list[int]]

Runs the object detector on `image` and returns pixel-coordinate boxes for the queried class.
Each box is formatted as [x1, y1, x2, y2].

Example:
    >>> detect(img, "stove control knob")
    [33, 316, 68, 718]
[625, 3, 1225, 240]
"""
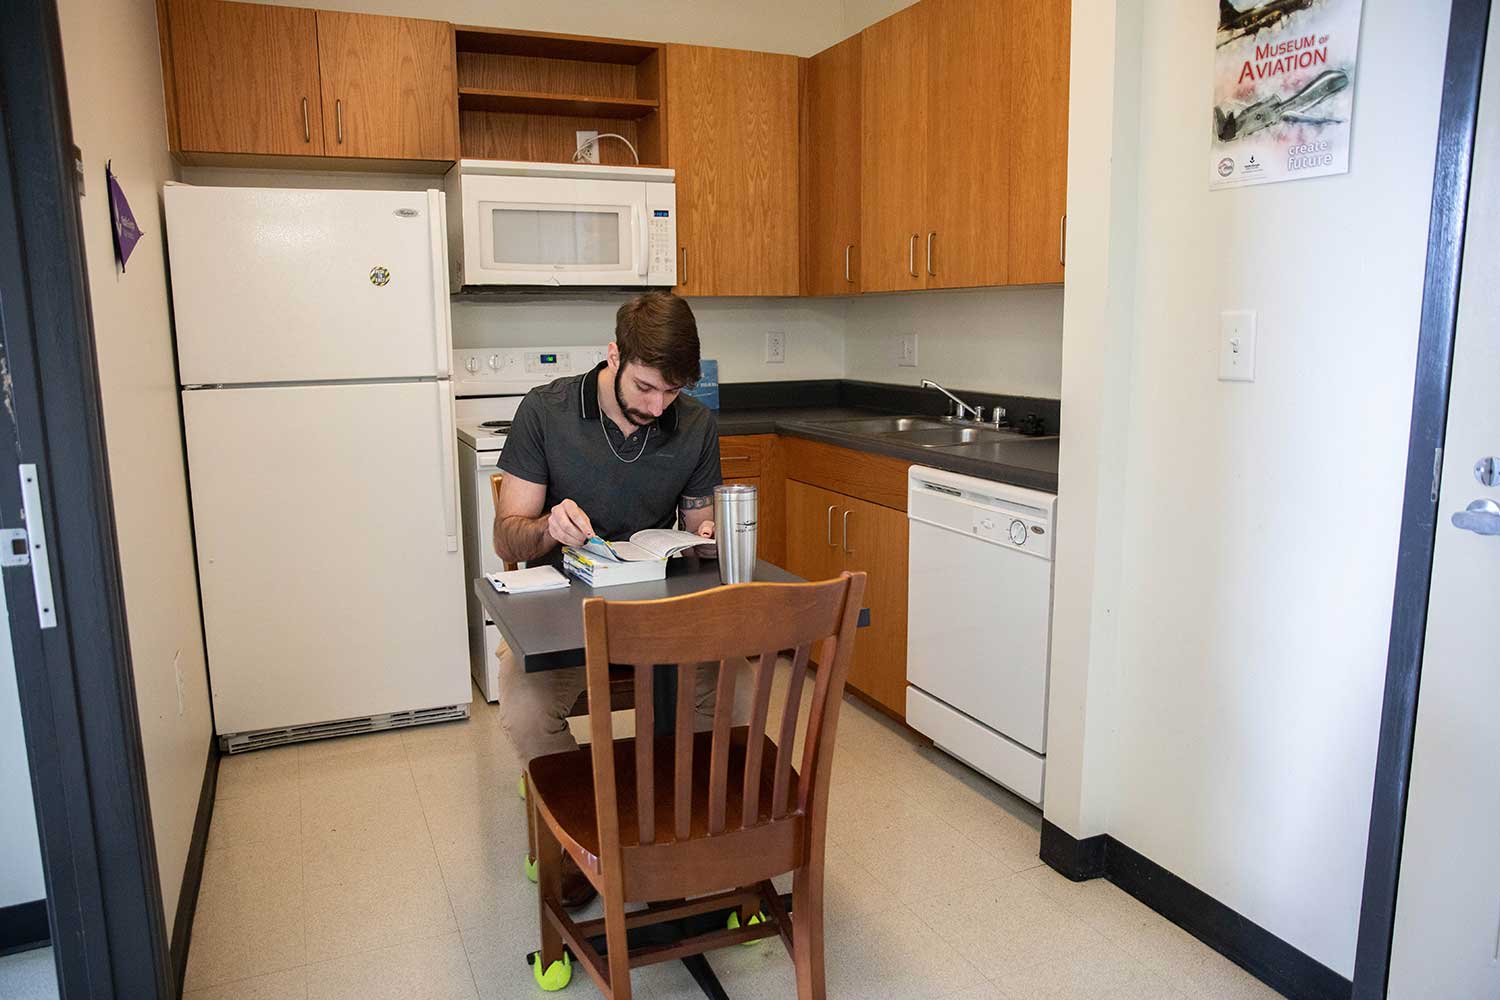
[488, 354, 502, 371]
[465, 357, 480, 374]
[1009, 519, 1028, 545]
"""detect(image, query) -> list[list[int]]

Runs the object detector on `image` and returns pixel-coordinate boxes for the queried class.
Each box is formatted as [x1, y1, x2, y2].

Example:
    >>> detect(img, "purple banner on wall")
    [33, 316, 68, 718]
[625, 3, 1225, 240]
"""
[106, 160, 143, 270]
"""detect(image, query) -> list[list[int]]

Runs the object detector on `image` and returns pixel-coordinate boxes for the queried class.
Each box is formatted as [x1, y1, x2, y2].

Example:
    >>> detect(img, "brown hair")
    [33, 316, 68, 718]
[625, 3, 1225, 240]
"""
[614, 292, 701, 388]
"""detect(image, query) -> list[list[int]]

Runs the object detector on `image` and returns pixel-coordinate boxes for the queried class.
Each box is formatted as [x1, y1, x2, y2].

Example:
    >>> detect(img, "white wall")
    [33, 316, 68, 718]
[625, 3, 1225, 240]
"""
[1047, 0, 1451, 977]
[0, 583, 45, 908]
[844, 286, 1065, 396]
[57, 0, 213, 937]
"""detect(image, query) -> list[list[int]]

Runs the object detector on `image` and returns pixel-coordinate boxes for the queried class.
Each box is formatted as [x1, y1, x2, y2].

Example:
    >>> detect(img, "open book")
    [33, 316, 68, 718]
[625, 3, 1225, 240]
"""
[580, 528, 706, 563]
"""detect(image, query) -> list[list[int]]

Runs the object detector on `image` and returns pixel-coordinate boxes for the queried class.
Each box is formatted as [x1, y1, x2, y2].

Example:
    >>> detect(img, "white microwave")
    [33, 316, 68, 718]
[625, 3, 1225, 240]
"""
[443, 159, 676, 290]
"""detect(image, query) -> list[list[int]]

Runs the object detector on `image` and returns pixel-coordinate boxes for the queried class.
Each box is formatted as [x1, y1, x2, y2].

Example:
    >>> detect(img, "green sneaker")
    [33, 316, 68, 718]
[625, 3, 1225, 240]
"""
[523, 854, 538, 883]
[532, 952, 572, 991]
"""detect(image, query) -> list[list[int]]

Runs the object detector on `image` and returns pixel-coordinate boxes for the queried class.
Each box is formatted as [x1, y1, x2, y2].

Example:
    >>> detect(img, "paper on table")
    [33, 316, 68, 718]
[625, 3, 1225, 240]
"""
[487, 566, 570, 593]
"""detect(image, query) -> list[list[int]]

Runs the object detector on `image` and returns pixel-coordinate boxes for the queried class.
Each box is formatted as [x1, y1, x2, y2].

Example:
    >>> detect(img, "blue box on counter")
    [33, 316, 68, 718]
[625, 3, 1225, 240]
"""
[682, 359, 719, 410]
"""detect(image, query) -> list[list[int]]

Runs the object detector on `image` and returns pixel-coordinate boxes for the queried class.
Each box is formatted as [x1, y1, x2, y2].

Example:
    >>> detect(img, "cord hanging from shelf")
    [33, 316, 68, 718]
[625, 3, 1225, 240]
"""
[573, 132, 640, 165]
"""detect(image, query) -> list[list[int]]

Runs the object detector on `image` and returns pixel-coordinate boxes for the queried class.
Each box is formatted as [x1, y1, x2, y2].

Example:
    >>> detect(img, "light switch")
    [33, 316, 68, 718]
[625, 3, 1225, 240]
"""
[1219, 310, 1256, 382]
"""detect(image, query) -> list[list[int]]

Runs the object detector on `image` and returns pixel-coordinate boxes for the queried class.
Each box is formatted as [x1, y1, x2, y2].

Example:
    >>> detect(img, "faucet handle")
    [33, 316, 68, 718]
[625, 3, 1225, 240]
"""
[972, 405, 986, 423]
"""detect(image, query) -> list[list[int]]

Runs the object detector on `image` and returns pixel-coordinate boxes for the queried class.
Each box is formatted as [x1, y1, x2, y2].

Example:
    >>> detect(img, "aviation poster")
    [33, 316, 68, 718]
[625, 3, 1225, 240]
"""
[1211, 0, 1364, 190]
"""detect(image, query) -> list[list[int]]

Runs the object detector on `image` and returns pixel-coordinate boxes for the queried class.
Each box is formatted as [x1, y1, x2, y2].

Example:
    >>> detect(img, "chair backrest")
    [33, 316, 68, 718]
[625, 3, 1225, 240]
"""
[580, 572, 866, 877]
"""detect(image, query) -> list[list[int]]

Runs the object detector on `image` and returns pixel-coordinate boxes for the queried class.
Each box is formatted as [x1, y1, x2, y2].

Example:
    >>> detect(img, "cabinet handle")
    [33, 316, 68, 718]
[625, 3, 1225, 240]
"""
[926, 232, 936, 276]
[1059, 213, 1067, 266]
[908, 234, 918, 277]
[335, 99, 344, 144]
[721, 455, 750, 463]
[679, 246, 687, 286]
[844, 243, 854, 283]
[825, 504, 837, 547]
[842, 509, 853, 554]
[301, 97, 310, 143]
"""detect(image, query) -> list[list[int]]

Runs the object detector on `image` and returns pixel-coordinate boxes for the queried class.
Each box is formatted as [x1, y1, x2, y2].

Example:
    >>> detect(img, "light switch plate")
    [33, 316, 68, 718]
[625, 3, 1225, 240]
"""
[1219, 310, 1256, 382]
[898, 333, 918, 367]
[764, 330, 785, 364]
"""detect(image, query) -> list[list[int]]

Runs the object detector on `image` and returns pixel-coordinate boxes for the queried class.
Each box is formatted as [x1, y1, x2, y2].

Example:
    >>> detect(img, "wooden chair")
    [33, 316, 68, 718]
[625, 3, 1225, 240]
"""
[524, 571, 867, 999]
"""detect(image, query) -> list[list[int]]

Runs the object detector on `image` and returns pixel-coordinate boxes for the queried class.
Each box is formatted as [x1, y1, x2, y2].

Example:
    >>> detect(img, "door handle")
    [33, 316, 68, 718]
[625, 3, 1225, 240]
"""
[842, 509, 853, 554]
[1452, 498, 1500, 535]
[335, 98, 344, 144]
[634, 205, 648, 277]
[301, 97, 311, 143]
[908, 234, 918, 278]
[926, 232, 936, 276]
[825, 504, 837, 547]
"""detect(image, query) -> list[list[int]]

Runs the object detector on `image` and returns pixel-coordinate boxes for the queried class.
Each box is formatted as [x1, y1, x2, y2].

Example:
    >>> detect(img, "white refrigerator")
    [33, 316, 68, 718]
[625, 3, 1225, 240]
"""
[164, 184, 471, 750]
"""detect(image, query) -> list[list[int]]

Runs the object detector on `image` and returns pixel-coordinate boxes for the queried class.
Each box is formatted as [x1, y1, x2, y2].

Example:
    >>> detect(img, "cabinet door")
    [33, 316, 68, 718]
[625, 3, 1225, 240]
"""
[860, 4, 928, 293]
[784, 480, 845, 587]
[317, 11, 458, 161]
[925, 0, 1010, 289]
[167, 0, 324, 155]
[838, 494, 909, 718]
[1007, 0, 1070, 284]
[667, 45, 801, 296]
[802, 34, 862, 296]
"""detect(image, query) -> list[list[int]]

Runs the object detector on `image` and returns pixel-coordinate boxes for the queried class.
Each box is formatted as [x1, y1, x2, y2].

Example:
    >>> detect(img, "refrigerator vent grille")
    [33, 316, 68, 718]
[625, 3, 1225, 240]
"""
[220, 704, 470, 753]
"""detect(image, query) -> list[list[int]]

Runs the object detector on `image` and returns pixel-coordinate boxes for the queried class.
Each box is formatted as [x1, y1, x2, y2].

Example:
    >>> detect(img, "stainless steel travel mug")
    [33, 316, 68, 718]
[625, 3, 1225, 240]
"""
[713, 484, 758, 585]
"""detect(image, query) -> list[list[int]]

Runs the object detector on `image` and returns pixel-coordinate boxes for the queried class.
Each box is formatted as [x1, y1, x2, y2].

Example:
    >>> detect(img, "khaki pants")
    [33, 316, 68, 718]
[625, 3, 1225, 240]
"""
[496, 641, 753, 763]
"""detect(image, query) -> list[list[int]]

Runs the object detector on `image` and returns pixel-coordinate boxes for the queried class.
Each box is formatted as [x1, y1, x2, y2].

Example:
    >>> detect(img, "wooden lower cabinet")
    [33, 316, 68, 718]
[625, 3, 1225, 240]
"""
[784, 478, 908, 718]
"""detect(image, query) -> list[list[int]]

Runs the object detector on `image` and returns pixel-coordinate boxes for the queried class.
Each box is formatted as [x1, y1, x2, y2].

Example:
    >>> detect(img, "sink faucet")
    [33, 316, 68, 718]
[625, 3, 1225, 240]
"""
[920, 379, 982, 421]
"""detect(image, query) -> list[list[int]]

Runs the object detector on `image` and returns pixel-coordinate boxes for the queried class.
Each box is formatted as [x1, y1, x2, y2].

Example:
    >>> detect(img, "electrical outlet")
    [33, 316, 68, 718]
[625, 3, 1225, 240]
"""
[765, 330, 786, 364]
[174, 650, 185, 717]
[898, 333, 918, 367]
[575, 130, 600, 164]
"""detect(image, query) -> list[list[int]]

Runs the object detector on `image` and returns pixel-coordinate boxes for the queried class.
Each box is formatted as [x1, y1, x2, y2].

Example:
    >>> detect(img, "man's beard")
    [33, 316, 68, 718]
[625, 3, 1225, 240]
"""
[614, 372, 656, 427]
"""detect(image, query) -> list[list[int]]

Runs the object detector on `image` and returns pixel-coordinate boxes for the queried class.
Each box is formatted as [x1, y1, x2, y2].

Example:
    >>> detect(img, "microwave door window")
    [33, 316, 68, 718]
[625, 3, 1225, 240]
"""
[491, 208, 623, 268]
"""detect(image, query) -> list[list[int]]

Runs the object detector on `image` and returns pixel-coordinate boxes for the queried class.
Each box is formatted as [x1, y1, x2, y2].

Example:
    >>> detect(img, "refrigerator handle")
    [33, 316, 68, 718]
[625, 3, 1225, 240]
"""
[435, 381, 460, 552]
[428, 190, 454, 376]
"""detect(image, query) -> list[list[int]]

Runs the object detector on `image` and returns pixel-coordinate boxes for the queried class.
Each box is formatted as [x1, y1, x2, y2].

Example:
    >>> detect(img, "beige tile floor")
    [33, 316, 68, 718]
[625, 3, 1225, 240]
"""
[184, 663, 1284, 1000]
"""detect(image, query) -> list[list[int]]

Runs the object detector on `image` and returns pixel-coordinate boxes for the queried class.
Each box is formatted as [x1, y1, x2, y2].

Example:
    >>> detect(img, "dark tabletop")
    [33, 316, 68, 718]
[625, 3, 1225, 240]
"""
[476, 556, 806, 673]
[715, 406, 1059, 494]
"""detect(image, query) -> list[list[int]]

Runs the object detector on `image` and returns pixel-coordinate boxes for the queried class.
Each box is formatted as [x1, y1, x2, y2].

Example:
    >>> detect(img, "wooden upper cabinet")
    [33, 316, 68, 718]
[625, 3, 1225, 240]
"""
[925, 0, 1010, 289]
[166, 0, 324, 156]
[801, 34, 862, 296]
[860, 4, 928, 293]
[1007, 0, 1070, 284]
[316, 12, 459, 161]
[667, 44, 800, 297]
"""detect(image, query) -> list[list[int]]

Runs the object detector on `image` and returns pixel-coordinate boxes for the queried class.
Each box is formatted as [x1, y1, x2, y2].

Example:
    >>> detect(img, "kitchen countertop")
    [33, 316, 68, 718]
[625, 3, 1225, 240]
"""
[716, 405, 1059, 494]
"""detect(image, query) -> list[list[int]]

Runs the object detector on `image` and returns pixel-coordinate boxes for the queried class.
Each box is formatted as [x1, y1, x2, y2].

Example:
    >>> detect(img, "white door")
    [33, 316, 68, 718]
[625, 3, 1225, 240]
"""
[1387, 12, 1500, 996]
[164, 186, 451, 384]
[182, 381, 469, 736]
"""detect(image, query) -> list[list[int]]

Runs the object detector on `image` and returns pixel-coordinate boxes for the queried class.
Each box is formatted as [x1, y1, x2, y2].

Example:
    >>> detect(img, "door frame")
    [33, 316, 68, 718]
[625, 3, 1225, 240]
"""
[0, 1, 173, 998]
[1353, 0, 1495, 995]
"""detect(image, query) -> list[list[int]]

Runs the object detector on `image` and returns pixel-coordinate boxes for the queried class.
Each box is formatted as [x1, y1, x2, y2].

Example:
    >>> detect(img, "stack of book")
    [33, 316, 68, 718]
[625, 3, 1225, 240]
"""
[561, 529, 707, 589]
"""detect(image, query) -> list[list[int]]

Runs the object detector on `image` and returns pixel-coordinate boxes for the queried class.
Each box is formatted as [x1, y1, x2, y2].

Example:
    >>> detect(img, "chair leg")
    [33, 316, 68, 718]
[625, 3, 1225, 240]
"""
[602, 890, 632, 1000]
[791, 864, 827, 1000]
[526, 774, 539, 874]
[535, 817, 566, 971]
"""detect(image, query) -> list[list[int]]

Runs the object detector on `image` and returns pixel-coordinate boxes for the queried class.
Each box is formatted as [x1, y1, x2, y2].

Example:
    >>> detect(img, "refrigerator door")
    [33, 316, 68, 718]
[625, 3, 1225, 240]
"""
[165, 185, 453, 384]
[183, 381, 469, 736]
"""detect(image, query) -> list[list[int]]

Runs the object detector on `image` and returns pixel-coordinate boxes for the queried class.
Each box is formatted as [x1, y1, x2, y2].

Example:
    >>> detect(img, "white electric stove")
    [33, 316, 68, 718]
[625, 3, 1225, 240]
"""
[454, 346, 608, 701]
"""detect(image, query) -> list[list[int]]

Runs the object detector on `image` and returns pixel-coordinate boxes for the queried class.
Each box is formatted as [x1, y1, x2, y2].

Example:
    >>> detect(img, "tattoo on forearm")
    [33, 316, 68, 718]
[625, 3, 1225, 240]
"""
[679, 495, 712, 511]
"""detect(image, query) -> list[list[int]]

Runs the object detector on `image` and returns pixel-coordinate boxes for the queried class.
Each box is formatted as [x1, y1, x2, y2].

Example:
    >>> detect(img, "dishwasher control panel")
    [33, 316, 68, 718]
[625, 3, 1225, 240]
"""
[908, 466, 1056, 561]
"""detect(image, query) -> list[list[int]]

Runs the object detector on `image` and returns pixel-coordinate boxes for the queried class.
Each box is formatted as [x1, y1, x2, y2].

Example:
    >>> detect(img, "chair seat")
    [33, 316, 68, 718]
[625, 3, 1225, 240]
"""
[529, 726, 800, 892]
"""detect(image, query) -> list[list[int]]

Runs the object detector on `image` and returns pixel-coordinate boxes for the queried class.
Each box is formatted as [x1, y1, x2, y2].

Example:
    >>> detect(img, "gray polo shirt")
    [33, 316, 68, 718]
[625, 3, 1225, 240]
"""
[498, 362, 722, 546]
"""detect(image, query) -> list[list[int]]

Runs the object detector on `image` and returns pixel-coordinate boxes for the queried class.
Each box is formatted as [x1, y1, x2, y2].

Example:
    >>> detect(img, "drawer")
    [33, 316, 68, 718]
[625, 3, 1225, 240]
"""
[718, 434, 767, 478]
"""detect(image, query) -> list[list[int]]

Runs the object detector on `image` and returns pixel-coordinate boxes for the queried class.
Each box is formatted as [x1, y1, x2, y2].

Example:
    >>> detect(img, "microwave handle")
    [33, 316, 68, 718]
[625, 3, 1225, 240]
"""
[635, 204, 648, 278]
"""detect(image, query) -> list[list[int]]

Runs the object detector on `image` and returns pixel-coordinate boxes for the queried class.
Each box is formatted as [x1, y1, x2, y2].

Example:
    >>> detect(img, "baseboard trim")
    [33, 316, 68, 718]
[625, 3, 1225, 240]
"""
[0, 898, 49, 956]
[1041, 823, 1351, 1000]
[170, 736, 219, 995]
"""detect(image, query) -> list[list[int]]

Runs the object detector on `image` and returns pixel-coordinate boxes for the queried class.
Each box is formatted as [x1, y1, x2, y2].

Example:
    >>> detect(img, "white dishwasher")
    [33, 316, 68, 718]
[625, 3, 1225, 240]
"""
[905, 466, 1057, 805]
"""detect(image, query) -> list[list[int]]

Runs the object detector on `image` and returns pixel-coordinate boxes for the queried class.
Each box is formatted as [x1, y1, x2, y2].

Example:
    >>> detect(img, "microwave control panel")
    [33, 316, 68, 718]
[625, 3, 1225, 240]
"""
[648, 209, 675, 277]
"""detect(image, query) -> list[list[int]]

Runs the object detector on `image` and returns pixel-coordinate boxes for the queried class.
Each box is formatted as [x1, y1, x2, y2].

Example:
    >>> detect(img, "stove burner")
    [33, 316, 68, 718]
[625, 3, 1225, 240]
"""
[479, 420, 512, 431]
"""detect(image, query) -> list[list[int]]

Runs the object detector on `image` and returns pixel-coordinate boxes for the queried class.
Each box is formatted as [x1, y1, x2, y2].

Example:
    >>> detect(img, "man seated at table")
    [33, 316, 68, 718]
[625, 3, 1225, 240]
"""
[492, 291, 724, 906]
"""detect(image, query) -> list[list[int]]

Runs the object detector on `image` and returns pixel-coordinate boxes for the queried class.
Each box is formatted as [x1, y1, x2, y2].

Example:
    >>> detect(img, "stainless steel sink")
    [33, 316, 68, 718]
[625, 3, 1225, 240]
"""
[890, 426, 1005, 447]
[818, 416, 950, 434]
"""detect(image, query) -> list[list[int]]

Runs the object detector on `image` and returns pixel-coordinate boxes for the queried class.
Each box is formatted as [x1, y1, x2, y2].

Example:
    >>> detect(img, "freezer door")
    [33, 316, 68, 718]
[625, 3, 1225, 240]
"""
[183, 381, 469, 736]
[165, 185, 452, 384]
